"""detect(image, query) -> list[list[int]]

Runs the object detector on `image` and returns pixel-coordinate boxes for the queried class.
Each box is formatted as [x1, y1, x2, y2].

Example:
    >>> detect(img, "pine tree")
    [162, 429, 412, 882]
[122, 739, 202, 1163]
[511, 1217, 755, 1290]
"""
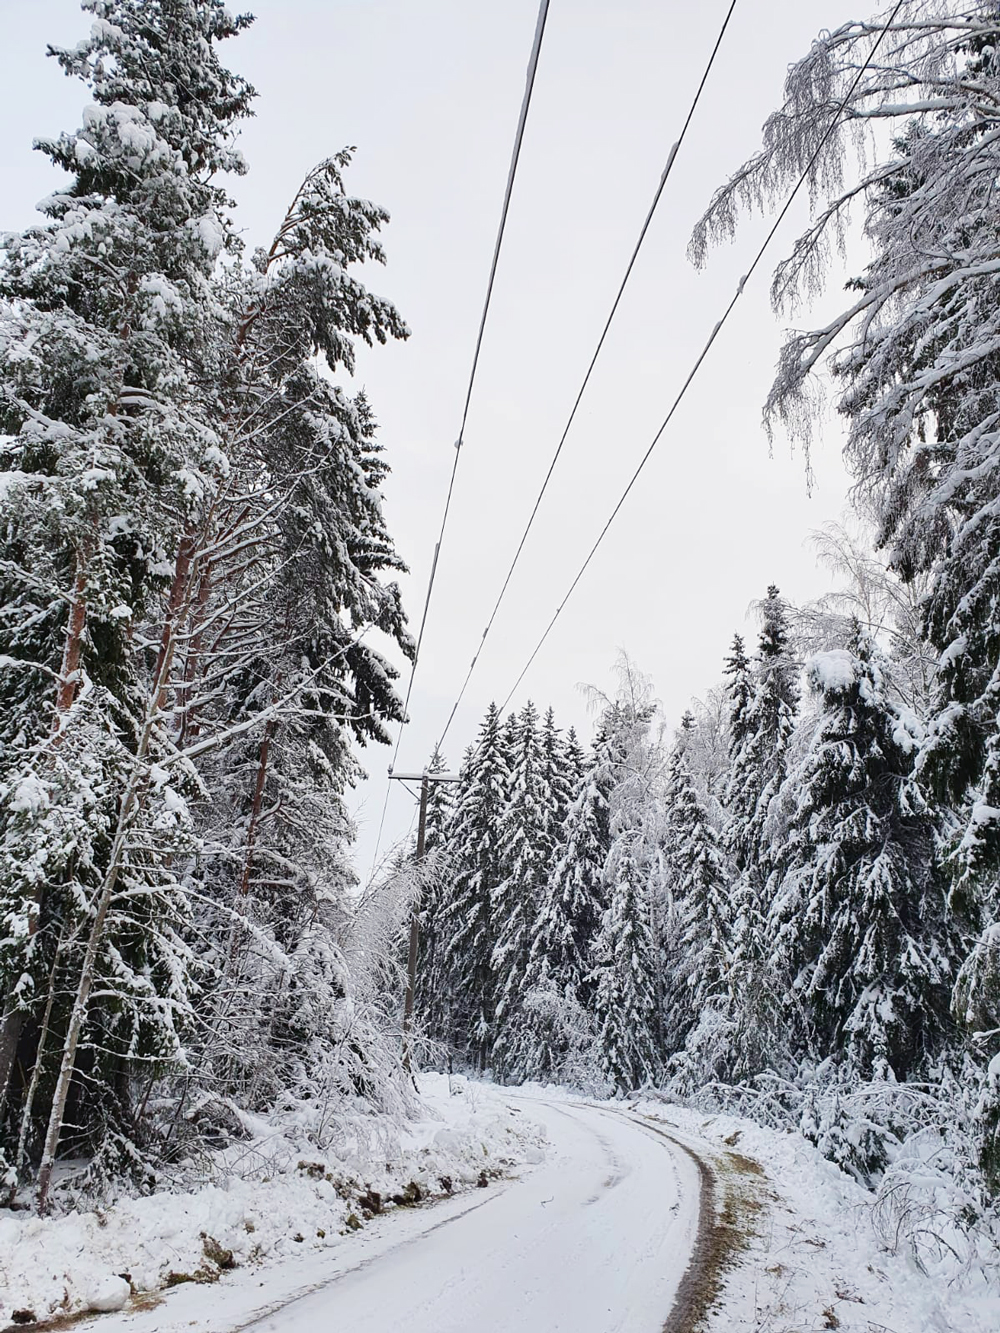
[769, 630, 958, 1080]
[440, 705, 509, 1069]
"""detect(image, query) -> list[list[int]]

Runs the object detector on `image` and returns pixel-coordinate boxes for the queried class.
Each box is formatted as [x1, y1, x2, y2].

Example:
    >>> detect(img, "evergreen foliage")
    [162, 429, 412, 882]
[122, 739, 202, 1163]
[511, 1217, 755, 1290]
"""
[0, 0, 412, 1204]
[492, 702, 548, 1081]
[769, 630, 957, 1079]
[440, 705, 509, 1070]
[665, 731, 730, 1027]
[690, 1, 1000, 1188]
[592, 832, 660, 1093]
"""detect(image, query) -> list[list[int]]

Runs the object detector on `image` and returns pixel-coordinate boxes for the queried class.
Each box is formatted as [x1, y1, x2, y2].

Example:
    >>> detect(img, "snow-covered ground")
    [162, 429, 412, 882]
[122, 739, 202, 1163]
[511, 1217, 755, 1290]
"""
[0, 1075, 544, 1328]
[1, 1079, 998, 1332]
[7, 1085, 702, 1333]
[627, 1092, 1000, 1333]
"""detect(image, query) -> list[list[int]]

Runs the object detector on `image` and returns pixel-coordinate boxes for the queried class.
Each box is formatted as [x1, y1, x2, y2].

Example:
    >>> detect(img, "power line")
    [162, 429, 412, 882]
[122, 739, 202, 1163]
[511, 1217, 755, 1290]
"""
[434, 0, 739, 754]
[368, 0, 551, 877]
[495, 0, 907, 717]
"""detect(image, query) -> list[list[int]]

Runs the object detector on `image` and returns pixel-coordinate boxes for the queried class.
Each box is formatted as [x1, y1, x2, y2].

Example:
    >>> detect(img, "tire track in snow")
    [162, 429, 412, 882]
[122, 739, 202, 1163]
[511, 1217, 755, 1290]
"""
[586, 1102, 769, 1333]
[504, 1090, 717, 1331]
[585, 1105, 718, 1333]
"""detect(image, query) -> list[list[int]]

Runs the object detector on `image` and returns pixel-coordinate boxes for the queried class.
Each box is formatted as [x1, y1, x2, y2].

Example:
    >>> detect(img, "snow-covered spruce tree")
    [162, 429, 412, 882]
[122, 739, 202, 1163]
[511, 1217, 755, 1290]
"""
[664, 725, 731, 1049]
[183, 379, 411, 1110]
[518, 731, 610, 1082]
[0, 0, 253, 1197]
[769, 629, 958, 1081]
[125, 128, 411, 1127]
[585, 657, 665, 1090]
[563, 726, 587, 791]
[723, 634, 752, 765]
[440, 704, 509, 1069]
[538, 706, 574, 854]
[690, 1, 1000, 1181]
[491, 701, 548, 1082]
[413, 746, 454, 1047]
[720, 590, 799, 1081]
[727, 589, 799, 874]
[592, 831, 661, 1094]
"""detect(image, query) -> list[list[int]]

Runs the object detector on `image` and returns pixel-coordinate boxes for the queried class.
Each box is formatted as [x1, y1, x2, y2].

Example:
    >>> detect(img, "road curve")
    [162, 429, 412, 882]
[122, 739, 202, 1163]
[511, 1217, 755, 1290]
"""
[245, 1091, 705, 1333]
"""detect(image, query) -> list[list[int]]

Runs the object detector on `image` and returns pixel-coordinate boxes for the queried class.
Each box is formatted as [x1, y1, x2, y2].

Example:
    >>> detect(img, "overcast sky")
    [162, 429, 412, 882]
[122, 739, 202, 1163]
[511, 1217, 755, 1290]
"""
[0, 0, 874, 876]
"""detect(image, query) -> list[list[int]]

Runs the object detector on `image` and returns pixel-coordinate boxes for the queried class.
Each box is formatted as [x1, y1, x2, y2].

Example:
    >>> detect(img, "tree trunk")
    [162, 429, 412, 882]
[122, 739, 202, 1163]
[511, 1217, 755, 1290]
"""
[153, 530, 198, 688]
[0, 1010, 22, 1122]
[239, 719, 275, 899]
[8, 921, 66, 1199]
[35, 572, 188, 1211]
[53, 558, 89, 723]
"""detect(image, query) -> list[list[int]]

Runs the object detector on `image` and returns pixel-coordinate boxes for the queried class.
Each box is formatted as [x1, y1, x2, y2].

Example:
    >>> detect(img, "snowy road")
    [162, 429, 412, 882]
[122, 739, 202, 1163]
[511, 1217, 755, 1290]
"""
[93, 1093, 707, 1333]
[245, 1093, 705, 1333]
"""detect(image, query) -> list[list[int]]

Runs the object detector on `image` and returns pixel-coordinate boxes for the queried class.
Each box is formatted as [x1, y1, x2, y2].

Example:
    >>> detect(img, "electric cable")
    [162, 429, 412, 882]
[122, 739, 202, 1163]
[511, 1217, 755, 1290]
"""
[434, 0, 739, 755]
[368, 0, 551, 877]
[494, 0, 906, 716]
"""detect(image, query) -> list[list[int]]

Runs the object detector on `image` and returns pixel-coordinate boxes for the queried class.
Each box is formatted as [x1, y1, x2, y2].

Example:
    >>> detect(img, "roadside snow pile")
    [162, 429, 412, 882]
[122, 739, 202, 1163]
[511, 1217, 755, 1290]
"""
[0, 1074, 545, 1327]
[634, 1096, 1000, 1333]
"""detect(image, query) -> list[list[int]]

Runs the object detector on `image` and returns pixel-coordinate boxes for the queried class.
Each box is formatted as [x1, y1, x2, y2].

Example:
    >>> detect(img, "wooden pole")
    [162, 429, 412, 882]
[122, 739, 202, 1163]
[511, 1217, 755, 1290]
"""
[388, 768, 459, 1075]
[401, 776, 430, 1074]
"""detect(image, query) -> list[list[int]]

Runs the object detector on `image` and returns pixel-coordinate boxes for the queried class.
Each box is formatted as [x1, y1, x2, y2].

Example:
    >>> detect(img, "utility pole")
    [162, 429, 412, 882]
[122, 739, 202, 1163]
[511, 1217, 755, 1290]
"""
[388, 768, 459, 1073]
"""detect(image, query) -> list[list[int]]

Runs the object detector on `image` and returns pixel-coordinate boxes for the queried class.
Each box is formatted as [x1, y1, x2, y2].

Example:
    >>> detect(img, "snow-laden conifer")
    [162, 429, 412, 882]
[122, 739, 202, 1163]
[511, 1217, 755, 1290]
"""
[592, 832, 660, 1093]
[0, 0, 254, 1196]
[720, 590, 798, 1080]
[517, 750, 610, 1081]
[413, 747, 454, 1046]
[691, 0, 1000, 1180]
[491, 702, 548, 1081]
[665, 731, 731, 1031]
[769, 630, 958, 1081]
[440, 705, 509, 1069]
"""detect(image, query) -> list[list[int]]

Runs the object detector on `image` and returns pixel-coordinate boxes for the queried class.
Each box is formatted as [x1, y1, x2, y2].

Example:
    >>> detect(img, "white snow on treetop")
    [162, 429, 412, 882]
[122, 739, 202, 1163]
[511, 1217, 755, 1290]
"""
[807, 649, 856, 694]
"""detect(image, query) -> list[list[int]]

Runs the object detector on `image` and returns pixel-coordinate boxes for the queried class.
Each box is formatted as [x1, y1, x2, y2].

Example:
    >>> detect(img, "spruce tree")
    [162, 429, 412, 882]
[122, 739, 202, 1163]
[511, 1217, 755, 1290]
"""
[592, 831, 660, 1093]
[722, 590, 798, 1080]
[538, 706, 574, 857]
[723, 634, 753, 765]
[0, 0, 254, 1190]
[413, 747, 454, 1045]
[769, 630, 958, 1080]
[440, 705, 509, 1069]
[665, 733, 731, 1033]
[564, 727, 587, 791]
[518, 750, 610, 1081]
[491, 701, 547, 1081]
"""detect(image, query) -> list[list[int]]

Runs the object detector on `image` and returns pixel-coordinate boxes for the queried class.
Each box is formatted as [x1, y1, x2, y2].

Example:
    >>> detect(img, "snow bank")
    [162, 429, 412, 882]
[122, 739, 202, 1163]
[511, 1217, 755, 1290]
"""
[0, 1075, 545, 1327]
[633, 1096, 999, 1333]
